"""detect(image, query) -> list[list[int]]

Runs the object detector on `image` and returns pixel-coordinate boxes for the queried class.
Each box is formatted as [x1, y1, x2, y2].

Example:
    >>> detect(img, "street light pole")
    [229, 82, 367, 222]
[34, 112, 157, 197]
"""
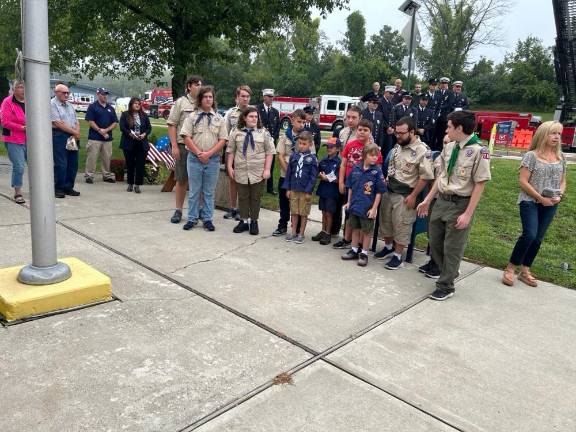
[406, 8, 417, 90]
[17, 0, 71, 285]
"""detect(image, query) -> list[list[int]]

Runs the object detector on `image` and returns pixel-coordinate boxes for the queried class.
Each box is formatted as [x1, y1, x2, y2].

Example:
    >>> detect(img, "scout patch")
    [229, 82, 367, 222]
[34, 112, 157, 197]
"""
[465, 149, 474, 157]
[480, 147, 490, 160]
[410, 150, 417, 158]
[305, 156, 313, 163]
[459, 167, 467, 177]
[425, 150, 432, 159]
[364, 181, 373, 195]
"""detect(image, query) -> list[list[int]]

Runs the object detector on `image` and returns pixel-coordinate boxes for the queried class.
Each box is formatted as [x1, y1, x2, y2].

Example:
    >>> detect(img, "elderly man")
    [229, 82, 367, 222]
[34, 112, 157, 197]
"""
[361, 82, 381, 103]
[84, 87, 118, 183]
[391, 78, 405, 105]
[451, 81, 470, 111]
[51, 83, 81, 198]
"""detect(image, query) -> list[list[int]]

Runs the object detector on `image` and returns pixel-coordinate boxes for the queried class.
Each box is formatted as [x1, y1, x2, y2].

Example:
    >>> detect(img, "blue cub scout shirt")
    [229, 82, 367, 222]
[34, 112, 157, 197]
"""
[345, 164, 387, 217]
[283, 151, 319, 193]
[316, 155, 341, 199]
[85, 102, 118, 141]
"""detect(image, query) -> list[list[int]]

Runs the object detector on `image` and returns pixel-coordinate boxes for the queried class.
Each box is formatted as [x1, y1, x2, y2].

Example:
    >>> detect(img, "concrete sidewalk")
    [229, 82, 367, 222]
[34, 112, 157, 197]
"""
[0, 171, 575, 432]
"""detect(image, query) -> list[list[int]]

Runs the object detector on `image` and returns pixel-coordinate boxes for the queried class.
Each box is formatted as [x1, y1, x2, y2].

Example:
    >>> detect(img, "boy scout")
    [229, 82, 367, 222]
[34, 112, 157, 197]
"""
[417, 110, 491, 300]
[375, 116, 434, 269]
[167, 75, 202, 224]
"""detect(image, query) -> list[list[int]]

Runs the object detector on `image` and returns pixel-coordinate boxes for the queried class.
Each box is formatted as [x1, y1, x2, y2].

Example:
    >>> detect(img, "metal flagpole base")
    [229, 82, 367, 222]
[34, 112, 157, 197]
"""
[17, 261, 72, 285]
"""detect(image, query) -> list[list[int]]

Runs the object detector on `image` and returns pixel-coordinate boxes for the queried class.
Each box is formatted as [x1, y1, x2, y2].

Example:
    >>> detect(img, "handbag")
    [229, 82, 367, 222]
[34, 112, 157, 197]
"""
[66, 136, 78, 151]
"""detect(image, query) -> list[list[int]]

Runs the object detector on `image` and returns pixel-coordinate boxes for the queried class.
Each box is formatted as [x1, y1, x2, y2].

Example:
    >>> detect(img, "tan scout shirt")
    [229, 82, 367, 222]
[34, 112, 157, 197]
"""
[180, 109, 227, 152]
[167, 94, 196, 144]
[437, 135, 492, 196]
[388, 139, 434, 188]
[224, 106, 244, 135]
[227, 128, 276, 184]
[338, 127, 357, 146]
[276, 130, 316, 177]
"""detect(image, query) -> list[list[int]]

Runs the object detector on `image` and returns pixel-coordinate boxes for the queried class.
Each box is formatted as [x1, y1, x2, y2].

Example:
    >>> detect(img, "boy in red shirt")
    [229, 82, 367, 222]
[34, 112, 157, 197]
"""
[333, 119, 382, 249]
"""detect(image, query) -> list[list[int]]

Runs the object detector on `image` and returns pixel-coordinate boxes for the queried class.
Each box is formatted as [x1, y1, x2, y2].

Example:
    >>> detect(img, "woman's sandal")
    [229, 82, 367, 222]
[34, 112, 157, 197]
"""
[501, 269, 515, 286]
[14, 194, 25, 205]
[518, 271, 538, 287]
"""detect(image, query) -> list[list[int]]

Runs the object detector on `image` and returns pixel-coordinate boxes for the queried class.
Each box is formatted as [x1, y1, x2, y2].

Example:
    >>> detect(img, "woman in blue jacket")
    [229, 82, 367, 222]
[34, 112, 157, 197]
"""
[119, 98, 151, 193]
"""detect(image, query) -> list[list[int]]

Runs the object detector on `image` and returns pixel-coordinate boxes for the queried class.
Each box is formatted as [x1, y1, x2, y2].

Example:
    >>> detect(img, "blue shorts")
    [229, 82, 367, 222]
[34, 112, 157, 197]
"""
[319, 196, 338, 213]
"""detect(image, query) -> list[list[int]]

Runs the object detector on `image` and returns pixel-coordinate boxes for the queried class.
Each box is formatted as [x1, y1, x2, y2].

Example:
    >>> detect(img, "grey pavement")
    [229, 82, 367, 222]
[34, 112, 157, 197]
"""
[0, 170, 575, 432]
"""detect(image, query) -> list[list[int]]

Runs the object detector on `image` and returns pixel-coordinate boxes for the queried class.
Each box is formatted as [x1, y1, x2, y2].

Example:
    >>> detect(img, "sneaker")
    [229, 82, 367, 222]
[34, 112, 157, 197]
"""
[103, 177, 116, 183]
[285, 233, 295, 242]
[294, 235, 305, 244]
[357, 252, 368, 267]
[127, 184, 133, 192]
[55, 190, 66, 199]
[203, 220, 216, 231]
[134, 185, 141, 193]
[273, 227, 287, 237]
[425, 267, 441, 279]
[374, 246, 393, 260]
[85, 177, 94, 184]
[312, 231, 326, 242]
[223, 208, 238, 220]
[233, 221, 249, 233]
[249, 220, 259, 235]
[319, 234, 332, 246]
[171, 209, 182, 224]
[333, 239, 352, 249]
[64, 189, 81, 196]
[183, 220, 197, 230]
[341, 249, 359, 260]
[429, 288, 455, 301]
[419, 261, 431, 273]
[385, 255, 402, 270]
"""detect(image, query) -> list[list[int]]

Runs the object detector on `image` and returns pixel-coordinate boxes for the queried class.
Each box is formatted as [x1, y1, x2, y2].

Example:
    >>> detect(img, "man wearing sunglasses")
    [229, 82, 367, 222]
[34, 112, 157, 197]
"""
[451, 81, 469, 112]
[51, 83, 81, 198]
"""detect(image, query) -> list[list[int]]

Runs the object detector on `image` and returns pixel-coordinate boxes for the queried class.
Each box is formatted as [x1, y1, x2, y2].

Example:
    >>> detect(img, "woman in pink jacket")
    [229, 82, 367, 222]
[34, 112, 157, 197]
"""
[1, 80, 27, 204]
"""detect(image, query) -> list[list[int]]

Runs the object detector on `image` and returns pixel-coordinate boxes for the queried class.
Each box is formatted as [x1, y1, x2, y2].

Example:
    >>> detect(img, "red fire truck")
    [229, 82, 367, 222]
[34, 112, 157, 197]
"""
[314, 95, 361, 132]
[272, 96, 311, 129]
[142, 88, 173, 119]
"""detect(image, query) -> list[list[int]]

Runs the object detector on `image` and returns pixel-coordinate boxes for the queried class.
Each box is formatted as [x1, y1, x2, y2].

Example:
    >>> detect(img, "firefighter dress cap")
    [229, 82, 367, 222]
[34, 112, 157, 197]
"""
[439, 77, 451, 84]
[96, 87, 110, 94]
[420, 93, 430, 100]
[303, 105, 315, 114]
[368, 94, 379, 102]
[402, 92, 413, 99]
[262, 88, 275, 96]
[384, 85, 396, 93]
[453, 80, 463, 86]
[428, 78, 438, 85]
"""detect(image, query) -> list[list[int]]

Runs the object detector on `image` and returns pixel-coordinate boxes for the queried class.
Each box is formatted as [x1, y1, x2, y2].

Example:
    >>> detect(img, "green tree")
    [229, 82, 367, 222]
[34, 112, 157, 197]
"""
[366, 25, 406, 77]
[0, 0, 21, 97]
[343, 11, 366, 58]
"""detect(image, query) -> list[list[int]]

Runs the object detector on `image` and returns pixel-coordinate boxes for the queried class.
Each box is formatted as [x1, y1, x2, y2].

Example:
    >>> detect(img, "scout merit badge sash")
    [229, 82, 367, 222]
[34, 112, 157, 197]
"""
[447, 133, 482, 178]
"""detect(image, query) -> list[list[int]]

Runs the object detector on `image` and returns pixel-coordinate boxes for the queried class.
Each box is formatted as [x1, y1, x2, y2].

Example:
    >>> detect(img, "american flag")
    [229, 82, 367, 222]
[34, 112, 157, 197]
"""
[147, 144, 175, 170]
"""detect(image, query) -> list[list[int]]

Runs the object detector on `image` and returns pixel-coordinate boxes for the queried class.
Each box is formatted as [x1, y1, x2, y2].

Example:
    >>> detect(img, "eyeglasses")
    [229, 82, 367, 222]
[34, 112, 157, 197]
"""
[395, 130, 410, 136]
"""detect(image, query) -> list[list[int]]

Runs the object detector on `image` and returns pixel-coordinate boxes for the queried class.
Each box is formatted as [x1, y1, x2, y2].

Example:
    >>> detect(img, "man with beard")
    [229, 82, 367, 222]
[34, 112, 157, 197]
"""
[374, 116, 434, 269]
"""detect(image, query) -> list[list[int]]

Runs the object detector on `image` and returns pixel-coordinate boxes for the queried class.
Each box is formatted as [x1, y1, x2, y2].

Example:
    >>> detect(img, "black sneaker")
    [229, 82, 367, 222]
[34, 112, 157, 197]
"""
[103, 177, 116, 183]
[203, 220, 216, 231]
[312, 231, 326, 242]
[429, 288, 455, 301]
[249, 220, 259, 235]
[134, 185, 141, 194]
[357, 252, 368, 267]
[55, 190, 66, 199]
[385, 255, 402, 270]
[333, 239, 352, 249]
[171, 209, 182, 224]
[272, 227, 287, 237]
[85, 177, 94, 184]
[341, 249, 359, 260]
[233, 221, 249, 233]
[127, 184, 134, 192]
[374, 246, 393, 260]
[419, 260, 432, 273]
[183, 220, 197, 230]
[64, 189, 80, 196]
[425, 267, 442, 279]
[223, 208, 238, 220]
[319, 234, 332, 245]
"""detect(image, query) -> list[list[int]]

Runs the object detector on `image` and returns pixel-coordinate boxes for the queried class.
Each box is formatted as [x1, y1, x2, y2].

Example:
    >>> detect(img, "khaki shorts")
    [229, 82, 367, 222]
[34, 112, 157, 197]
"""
[174, 143, 188, 182]
[289, 191, 312, 216]
[348, 213, 375, 235]
[378, 192, 417, 245]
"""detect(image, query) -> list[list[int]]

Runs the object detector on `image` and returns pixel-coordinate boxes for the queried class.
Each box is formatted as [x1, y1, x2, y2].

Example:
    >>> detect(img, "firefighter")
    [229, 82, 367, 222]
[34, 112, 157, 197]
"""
[380, 85, 396, 158]
[411, 82, 423, 107]
[391, 78, 406, 105]
[258, 88, 281, 195]
[390, 92, 418, 131]
[432, 77, 454, 151]
[361, 94, 385, 149]
[303, 105, 322, 153]
[451, 81, 470, 111]
[425, 78, 438, 113]
[416, 93, 435, 146]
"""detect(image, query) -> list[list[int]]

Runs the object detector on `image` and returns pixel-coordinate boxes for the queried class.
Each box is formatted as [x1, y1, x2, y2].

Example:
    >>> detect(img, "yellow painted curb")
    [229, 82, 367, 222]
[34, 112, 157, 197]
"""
[0, 257, 112, 322]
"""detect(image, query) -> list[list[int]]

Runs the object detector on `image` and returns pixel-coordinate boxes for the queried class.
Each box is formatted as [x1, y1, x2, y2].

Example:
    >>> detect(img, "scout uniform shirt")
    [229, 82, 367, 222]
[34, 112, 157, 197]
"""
[387, 139, 434, 189]
[338, 126, 357, 146]
[167, 94, 197, 144]
[224, 106, 245, 134]
[180, 109, 227, 153]
[436, 134, 491, 196]
[276, 128, 316, 178]
[227, 128, 276, 184]
[345, 164, 387, 218]
[283, 151, 319, 193]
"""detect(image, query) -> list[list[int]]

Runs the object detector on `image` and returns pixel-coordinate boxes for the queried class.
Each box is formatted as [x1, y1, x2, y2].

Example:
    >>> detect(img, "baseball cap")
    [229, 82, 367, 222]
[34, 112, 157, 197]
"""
[324, 137, 342, 148]
[96, 87, 110, 94]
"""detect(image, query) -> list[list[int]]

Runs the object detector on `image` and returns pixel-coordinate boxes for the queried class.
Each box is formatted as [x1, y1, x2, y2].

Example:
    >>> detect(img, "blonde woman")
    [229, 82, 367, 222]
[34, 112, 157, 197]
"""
[502, 121, 567, 287]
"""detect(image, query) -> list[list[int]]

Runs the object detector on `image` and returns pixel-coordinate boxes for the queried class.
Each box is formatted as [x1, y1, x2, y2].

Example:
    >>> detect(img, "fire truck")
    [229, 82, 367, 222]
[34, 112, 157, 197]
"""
[142, 88, 173, 119]
[272, 96, 311, 129]
[68, 92, 94, 112]
[315, 95, 361, 132]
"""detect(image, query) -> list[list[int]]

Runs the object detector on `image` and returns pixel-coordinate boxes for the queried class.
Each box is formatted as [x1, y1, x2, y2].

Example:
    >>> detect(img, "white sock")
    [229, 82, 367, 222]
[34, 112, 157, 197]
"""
[385, 243, 393, 249]
[361, 249, 368, 255]
[393, 252, 402, 259]
[352, 246, 358, 253]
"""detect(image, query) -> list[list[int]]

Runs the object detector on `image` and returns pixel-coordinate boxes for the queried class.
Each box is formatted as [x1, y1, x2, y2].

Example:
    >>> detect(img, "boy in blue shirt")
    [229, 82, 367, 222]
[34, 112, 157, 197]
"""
[283, 131, 319, 243]
[312, 137, 341, 245]
[342, 143, 387, 266]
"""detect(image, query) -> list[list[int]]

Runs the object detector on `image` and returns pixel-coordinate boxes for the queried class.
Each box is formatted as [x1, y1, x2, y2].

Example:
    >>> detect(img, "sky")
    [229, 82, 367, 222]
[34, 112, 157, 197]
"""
[313, 0, 556, 66]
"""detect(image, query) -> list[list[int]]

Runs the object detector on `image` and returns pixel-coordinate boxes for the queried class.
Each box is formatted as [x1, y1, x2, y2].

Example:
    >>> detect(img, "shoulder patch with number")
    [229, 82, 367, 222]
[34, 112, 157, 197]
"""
[480, 147, 490, 160]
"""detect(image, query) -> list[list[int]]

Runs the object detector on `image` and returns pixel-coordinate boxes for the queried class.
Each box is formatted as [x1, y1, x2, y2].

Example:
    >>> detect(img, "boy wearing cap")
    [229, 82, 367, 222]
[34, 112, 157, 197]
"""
[417, 110, 491, 300]
[84, 88, 118, 183]
[283, 132, 319, 243]
[312, 137, 342, 245]
[303, 106, 322, 153]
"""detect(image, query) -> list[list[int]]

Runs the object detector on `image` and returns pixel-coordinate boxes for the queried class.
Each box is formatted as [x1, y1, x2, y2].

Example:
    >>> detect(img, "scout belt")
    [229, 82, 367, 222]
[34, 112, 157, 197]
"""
[387, 176, 413, 195]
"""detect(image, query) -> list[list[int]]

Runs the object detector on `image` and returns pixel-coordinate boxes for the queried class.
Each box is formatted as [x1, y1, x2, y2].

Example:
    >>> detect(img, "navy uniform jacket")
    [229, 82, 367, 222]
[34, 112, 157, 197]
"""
[345, 164, 387, 218]
[361, 91, 380, 103]
[316, 155, 341, 199]
[415, 106, 435, 145]
[390, 103, 419, 128]
[304, 121, 322, 152]
[451, 92, 470, 111]
[425, 91, 439, 113]
[391, 89, 406, 105]
[283, 151, 319, 193]
[411, 92, 423, 107]
[257, 103, 281, 141]
[361, 108, 384, 148]
[434, 89, 454, 122]
[377, 96, 394, 127]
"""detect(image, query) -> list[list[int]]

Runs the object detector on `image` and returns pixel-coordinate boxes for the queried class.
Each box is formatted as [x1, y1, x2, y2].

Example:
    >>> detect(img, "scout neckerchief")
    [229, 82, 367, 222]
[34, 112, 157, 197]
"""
[447, 133, 482, 177]
[195, 111, 213, 126]
[285, 126, 297, 150]
[242, 128, 254, 156]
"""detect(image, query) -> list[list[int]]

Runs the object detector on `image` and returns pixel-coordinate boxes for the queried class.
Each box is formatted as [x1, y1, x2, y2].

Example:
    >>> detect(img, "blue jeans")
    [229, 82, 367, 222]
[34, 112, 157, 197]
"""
[187, 153, 220, 222]
[52, 132, 79, 192]
[4, 142, 27, 188]
[509, 201, 558, 267]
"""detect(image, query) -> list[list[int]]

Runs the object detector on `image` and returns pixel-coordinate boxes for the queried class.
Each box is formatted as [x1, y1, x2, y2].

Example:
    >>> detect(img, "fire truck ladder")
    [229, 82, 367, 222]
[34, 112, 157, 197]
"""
[553, 0, 576, 125]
